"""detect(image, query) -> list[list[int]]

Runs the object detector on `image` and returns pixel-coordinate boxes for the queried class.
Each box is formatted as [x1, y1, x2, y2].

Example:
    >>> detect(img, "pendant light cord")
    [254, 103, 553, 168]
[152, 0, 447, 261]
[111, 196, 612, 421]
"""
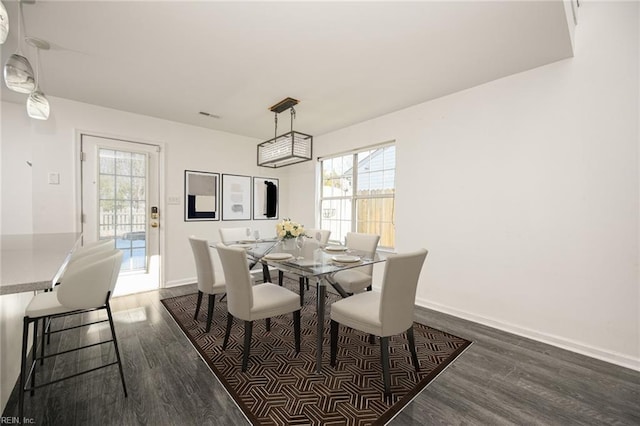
[34, 47, 39, 89]
[16, 0, 23, 54]
[274, 112, 278, 140]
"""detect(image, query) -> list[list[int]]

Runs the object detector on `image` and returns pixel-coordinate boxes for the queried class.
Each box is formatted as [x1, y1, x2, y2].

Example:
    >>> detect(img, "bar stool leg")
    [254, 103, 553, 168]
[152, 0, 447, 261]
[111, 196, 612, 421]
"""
[31, 318, 38, 396]
[19, 317, 29, 423]
[106, 300, 128, 397]
[40, 318, 46, 365]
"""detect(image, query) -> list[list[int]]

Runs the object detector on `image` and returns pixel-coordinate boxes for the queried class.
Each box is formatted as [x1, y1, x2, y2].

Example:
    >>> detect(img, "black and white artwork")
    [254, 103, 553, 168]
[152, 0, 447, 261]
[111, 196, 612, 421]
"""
[184, 170, 220, 221]
[222, 174, 252, 220]
[253, 177, 279, 220]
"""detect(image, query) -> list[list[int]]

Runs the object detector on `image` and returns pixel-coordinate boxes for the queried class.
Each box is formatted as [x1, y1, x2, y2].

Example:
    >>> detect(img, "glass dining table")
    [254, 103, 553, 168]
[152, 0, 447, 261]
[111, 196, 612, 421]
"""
[215, 238, 386, 373]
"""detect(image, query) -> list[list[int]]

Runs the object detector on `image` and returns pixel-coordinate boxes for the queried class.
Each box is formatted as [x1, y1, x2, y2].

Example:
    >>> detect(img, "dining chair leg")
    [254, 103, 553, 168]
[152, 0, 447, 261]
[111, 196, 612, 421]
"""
[293, 310, 301, 354]
[106, 299, 128, 397]
[380, 336, 391, 399]
[194, 291, 203, 320]
[305, 277, 309, 291]
[205, 294, 215, 333]
[299, 277, 305, 306]
[406, 325, 420, 372]
[368, 334, 376, 344]
[278, 271, 284, 286]
[222, 313, 234, 350]
[265, 318, 271, 332]
[330, 320, 339, 366]
[242, 321, 253, 372]
[31, 318, 38, 396]
[19, 317, 29, 423]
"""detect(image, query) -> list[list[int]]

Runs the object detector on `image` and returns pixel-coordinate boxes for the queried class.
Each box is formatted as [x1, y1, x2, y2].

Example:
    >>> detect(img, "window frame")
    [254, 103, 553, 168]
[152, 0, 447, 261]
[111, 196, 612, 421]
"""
[318, 141, 396, 249]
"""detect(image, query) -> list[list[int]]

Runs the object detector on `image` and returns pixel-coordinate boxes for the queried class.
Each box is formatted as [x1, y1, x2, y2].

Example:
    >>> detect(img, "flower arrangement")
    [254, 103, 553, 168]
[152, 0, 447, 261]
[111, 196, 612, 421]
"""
[276, 218, 305, 240]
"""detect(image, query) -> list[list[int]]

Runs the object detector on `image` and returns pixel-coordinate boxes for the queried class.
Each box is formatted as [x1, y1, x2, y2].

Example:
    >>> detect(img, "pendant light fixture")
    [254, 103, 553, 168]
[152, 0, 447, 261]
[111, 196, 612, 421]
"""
[3, 1, 35, 93]
[26, 36, 50, 120]
[257, 97, 313, 168]
[0, 1, 8, 45]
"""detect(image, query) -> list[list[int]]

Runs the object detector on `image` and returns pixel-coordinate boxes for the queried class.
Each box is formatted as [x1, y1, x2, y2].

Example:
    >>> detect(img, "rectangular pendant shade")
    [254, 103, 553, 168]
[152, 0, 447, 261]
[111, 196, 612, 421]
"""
[257, 130, 312, 168]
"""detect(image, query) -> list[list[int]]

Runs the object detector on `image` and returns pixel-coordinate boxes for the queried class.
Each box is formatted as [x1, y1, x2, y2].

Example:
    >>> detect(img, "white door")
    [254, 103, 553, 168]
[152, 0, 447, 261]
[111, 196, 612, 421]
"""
[81, 134, 161, 296]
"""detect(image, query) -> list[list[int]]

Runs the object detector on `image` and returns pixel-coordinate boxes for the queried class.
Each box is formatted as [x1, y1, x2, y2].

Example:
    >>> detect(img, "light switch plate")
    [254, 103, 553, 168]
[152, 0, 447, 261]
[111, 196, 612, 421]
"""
[48, 172, 60, 185]
[167, 196, 181, 205]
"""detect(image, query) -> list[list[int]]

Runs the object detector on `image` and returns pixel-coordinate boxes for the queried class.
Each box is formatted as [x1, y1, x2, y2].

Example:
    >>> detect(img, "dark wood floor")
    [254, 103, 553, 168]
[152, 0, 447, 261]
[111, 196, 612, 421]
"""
[3, 283, 639, 425]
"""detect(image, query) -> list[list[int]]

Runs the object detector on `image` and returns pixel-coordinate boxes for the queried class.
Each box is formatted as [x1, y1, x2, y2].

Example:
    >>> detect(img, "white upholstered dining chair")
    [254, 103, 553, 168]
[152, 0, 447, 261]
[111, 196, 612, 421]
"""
[304, 228, 331, 245]
[216, 243, 301, 372]
[218, 227, 252, 244]
[332, 232, 380, 294]
[19, 249, 127, 421]
[189, 236, 226, 333]
[330, 248, 428, 398]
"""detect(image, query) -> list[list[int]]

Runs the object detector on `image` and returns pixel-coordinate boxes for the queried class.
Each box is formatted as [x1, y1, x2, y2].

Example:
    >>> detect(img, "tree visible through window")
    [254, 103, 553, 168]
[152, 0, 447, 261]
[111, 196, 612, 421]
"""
[320, 144, 395, 248]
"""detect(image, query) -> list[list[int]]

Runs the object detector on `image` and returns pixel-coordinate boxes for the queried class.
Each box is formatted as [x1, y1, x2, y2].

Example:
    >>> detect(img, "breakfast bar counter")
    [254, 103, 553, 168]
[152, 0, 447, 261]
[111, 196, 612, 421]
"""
[0, 233, 81, 295]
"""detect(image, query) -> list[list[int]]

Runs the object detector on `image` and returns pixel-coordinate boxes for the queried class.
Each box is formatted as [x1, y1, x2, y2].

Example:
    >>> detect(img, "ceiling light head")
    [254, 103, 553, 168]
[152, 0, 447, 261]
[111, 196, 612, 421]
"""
[27, 89, 50, 120]
[0, 1, 8, 45]
[4, 53, 35, 93]
[258, 97, 312, 168]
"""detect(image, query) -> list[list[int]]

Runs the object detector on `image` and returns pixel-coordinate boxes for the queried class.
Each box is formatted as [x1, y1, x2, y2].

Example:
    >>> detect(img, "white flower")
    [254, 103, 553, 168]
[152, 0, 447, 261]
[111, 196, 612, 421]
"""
[275, 218, 304, 239]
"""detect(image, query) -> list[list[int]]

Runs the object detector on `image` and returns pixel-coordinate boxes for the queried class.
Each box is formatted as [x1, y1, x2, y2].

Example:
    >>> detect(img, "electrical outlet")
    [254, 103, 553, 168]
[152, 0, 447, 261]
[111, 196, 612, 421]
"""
[167, 196, 181, 205]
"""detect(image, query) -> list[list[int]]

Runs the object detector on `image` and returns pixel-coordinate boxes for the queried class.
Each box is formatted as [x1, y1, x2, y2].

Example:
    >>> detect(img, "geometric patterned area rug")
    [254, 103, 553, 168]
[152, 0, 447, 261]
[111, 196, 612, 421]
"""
[161, 280, 471, 425]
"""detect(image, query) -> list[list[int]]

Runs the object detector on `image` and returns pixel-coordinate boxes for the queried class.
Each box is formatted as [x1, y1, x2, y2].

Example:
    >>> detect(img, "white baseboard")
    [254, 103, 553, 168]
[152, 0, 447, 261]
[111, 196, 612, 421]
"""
[165, 270, 265, 289]
[165, 277, 196, 288]
[415, 297, 640, 372]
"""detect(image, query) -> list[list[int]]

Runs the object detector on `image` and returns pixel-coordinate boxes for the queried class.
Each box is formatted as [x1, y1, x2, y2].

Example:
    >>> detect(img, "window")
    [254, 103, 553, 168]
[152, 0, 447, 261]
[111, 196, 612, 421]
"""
[319, 143, 395, 248]
[98, 148, 147, 271]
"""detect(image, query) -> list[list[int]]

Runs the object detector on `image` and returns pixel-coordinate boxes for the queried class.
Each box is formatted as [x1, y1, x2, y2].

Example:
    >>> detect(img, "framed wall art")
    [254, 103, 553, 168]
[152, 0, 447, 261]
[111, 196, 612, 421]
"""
[253, 177, 279, 220]
[222, 174, 252, 220]
[184, 170, 220, 221]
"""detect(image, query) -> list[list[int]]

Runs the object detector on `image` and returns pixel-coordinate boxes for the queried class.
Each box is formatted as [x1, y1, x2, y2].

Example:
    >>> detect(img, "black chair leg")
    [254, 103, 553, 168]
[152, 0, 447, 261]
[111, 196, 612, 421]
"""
[278, 271, 284, 286]
[265, 318, 271, 332]
[242, 321, 253, 372]
[293, 310, 301, 354]
[330, 320, 339, 366]
[19, 317, 29, 423]
[106, 298, 128, 397]
[40, 317, 46, 365]
[305, 277, 309, 291]
[407, 326, 420, 372]
[194, 291, 203, 320]
[46, 316, 51, 345]
[299, 277, 305, 306]
[31, 318, 38, 396]
[380, 336, 391, 399]
[368, 334, 376, 344]
[222, 313, 233, 350]
[205, 294, 215, 333]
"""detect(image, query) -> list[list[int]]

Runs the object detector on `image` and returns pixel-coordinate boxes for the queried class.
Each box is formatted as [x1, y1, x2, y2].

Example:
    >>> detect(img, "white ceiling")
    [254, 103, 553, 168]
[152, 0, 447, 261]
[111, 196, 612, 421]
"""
[1, 0, 573, 139]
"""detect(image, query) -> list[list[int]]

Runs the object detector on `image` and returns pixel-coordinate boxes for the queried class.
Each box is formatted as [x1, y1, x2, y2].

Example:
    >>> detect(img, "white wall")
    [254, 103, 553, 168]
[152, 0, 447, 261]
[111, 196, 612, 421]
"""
[1, 97, 290, 285]
[287, 1, 639, 369]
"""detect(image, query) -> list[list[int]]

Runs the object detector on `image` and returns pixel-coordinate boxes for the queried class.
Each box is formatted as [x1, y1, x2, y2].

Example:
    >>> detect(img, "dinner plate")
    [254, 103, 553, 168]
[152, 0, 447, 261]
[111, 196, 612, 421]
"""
[240, 239, 257, 243]
[325, 245, 347, 252]
[263, 253, 294, 261]
[332, 255, 360, 263]
[231, 243, 253, 249]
